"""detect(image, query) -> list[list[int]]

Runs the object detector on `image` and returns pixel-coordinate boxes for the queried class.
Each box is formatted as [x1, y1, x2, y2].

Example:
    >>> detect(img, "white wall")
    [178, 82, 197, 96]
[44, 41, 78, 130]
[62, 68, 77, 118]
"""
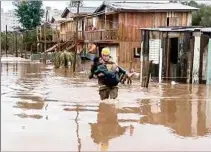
[78, 20, 82, 31]
[93, 17, 97, 27]
[108, 46, 118, 64]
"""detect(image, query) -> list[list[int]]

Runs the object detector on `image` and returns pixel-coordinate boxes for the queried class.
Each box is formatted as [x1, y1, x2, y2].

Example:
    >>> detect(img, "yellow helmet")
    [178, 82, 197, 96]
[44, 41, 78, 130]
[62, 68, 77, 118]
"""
[101, 48, 110, 56]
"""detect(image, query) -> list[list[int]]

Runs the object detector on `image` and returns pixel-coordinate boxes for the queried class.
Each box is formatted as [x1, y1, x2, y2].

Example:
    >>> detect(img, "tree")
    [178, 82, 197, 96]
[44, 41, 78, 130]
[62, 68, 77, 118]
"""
[13, 0, 44, 30]
[69, 0, 83, 7]
[181, 0, 211, 27]
[1, 32, 23, 54]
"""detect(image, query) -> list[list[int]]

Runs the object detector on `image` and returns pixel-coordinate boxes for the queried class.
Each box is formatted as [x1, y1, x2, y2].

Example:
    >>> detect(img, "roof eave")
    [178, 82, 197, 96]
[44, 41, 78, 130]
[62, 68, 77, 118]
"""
[94, 2, 106, 13]
[116, 8, 198, 13]
[61, 7, 69, 18]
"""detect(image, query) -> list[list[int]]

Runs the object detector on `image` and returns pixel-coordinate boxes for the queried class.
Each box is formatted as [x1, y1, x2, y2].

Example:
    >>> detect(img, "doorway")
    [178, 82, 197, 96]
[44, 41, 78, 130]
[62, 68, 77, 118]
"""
[98, 46, 104, 57]
[169, 37, 179, 81]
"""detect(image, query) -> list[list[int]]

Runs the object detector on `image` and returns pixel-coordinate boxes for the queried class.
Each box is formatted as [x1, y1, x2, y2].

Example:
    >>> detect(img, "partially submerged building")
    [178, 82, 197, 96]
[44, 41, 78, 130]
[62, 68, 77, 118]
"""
[84, 1, 198, 71]
[140, 26, 211, 85]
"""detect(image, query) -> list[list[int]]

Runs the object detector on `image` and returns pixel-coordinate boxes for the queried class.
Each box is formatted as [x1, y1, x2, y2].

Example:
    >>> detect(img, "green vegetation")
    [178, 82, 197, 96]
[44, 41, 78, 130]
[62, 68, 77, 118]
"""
[11, 0, 55, 53]
[13, 0, 44, 30]
[1, 32, 23, 53]
[182, 0, 211, 27]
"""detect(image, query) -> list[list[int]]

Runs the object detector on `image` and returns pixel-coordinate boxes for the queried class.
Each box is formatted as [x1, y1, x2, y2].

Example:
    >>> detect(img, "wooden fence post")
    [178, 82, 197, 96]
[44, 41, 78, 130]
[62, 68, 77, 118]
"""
[206, 38, 211, 85]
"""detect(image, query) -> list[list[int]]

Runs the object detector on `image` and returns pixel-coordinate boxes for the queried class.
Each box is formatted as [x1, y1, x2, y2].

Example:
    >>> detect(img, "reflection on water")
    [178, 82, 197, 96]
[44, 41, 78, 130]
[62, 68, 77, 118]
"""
[139, 99, 210, 137]
[1, 58, 211, 151]
[90, 103, 128, 151]
[15, 113, 43, 119]
[14, 101, 44, 110]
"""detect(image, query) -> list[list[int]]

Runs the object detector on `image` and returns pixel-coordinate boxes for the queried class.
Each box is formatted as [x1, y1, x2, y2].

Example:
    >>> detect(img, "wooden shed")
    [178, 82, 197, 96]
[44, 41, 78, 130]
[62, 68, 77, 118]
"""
[140, 26, 211, 85]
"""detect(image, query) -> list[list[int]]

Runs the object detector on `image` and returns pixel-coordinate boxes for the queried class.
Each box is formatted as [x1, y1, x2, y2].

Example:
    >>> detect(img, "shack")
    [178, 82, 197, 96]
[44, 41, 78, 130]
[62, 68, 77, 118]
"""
[140, 26, 211, 85]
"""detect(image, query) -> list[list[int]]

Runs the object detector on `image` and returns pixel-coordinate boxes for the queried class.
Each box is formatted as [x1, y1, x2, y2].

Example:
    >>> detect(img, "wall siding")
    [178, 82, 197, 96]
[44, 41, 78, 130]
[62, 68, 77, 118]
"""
[117, 11, 191, 72]
[118, 41, 140, 71]
[118, 12, 190, 42]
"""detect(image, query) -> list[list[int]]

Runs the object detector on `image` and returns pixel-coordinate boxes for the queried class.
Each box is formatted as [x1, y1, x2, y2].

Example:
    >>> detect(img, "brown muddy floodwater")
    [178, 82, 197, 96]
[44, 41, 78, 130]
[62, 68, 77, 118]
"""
[1, 57, 211, 151]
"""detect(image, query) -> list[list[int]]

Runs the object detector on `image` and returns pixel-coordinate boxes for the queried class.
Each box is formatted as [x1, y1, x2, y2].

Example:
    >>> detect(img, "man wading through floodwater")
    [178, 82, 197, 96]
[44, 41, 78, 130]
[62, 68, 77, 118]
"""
[89, 48, 126, 100]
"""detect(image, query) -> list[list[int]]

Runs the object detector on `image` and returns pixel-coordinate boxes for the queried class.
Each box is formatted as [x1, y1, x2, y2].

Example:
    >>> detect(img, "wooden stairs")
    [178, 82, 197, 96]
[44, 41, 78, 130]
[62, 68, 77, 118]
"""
[45, 39, 75, 53]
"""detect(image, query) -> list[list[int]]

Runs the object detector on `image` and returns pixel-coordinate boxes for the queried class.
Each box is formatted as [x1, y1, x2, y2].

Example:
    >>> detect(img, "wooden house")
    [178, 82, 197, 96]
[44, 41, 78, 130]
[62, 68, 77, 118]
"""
[140, 27, 211, 85]
[50, 16, 65, 42]
[84, 1, 197, 71]
[60, 7, 97, 42]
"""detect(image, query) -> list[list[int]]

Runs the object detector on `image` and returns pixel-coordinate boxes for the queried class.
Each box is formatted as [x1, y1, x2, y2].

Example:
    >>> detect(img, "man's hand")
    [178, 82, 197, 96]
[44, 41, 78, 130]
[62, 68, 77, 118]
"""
[111, 64, 119, 72]
[98, 73, 104, 76]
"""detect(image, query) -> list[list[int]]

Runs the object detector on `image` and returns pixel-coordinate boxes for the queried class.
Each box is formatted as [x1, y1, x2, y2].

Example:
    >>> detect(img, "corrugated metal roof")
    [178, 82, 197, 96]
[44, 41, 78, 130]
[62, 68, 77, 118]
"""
[52, 15, 64, 21]
[105, 2, 198, 12]
[201, 28, 211, 33]
[140, 27, 211, 32]
[67, 7, 97, 14]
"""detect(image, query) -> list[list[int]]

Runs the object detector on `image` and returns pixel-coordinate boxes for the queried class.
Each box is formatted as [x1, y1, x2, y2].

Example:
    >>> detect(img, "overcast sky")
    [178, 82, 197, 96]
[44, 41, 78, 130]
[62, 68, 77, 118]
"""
[1, 1, 102, 11]
[1, 0, 211, 12]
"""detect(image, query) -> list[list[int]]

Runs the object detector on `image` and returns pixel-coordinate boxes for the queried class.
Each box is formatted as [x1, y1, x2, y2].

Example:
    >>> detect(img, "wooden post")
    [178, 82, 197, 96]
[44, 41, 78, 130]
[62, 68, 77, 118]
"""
[105, 13, 106, 29]
[159, 48, 163, 84]
[21, 33, 23, 58]
[206, 38, 211, 85]
[23, 32, 27, 59]
[40, 26, 42, 53]
[187, 36, 194, 84]
[144, 60, 153, 88]
[141, 30, 150, 88]
[5, 25, 8, 57]
[140, 41, 143, 83]
[15, 31, 18, 57]
[30, 44, 32, 55]
[36, 27, 39, 53]
[20, 33, 22, 57]
[12, 32, 15, 55]
[43, 24, 47, 64]
[24, 43, 27, 59]
[192, 31, 201, 84]
[56, 25, 60, 51]
[73, 0, 80, 72]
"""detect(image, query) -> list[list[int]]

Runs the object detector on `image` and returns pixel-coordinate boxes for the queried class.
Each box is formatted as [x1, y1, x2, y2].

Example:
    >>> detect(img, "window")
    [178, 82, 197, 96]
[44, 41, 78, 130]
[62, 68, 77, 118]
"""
[166, 12, 179, 26]
[133, 48, 141, 58]
[167, 17, 170, 26]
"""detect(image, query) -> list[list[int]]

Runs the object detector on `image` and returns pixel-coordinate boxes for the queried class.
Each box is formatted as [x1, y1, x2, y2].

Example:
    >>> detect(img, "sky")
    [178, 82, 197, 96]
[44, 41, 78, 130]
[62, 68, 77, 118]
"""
[1, 0, 211, 12]
[1, 1, 103, 12]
